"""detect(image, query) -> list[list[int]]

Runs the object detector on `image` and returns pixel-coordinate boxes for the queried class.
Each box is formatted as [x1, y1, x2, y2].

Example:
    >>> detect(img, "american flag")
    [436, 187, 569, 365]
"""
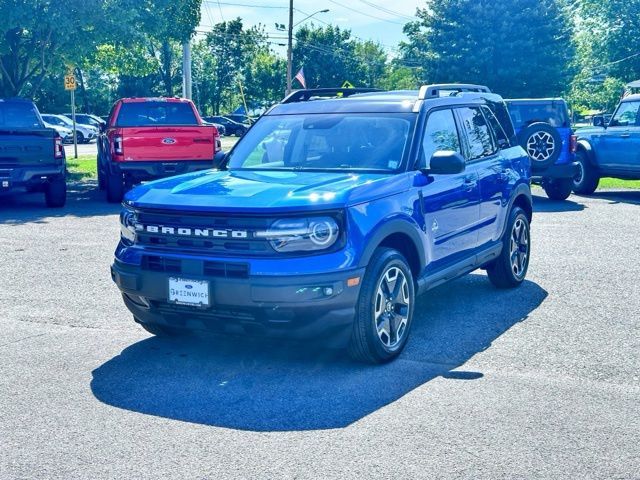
[294, 67, 307, 89]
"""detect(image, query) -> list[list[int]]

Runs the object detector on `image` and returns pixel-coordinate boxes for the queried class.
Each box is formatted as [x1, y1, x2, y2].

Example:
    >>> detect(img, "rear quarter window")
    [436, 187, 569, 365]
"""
[0, 102, 42, 129]
[116, 102, 198, 127]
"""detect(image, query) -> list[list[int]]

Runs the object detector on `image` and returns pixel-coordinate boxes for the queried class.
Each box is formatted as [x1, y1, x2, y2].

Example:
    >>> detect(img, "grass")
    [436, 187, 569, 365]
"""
[598, 178, 640, 189]
[66, 154, 97, 181]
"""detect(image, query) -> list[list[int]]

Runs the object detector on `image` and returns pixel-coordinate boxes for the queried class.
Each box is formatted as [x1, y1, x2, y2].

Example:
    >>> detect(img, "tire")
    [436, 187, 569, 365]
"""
[572, 150, 599, 195]
[75, 132, 84, 144]
[348, 248, 415, 364]
[97, 162, 105, 190]
[44, 175, 67, 208]
[542, 178, 573, 200]
[517, 122, 562, 169]
[487, 207, 530, 289]
[106, 169, 125, 203]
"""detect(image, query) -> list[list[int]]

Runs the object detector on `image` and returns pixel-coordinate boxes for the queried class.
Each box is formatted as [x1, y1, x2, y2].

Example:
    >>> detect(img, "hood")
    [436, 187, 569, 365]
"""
[125, 169, 411, 213]
[575, 126, 606, 137]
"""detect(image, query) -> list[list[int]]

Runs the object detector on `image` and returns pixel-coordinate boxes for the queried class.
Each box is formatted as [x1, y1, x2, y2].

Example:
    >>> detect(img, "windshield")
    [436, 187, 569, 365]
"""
[116, 102, 198, 127]
[0, 102, 42, 129]
[228, 113, 414, 172]
[507, 102, 569, 128]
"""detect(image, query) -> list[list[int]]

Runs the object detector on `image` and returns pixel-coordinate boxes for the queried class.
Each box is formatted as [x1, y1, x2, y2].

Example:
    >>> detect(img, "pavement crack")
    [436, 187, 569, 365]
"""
[0, 333, 47, 348]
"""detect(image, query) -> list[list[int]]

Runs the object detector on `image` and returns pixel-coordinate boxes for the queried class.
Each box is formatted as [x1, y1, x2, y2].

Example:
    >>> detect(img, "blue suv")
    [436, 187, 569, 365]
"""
[111, 85, 533, 363]
[506, 98, 578, 200]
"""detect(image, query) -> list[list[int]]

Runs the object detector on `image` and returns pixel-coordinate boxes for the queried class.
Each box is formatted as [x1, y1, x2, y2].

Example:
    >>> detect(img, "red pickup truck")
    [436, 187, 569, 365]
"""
[98, 97, 221, 202]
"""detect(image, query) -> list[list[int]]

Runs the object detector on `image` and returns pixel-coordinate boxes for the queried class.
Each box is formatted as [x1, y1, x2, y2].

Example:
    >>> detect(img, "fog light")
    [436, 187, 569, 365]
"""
[323, 287, 333, 296]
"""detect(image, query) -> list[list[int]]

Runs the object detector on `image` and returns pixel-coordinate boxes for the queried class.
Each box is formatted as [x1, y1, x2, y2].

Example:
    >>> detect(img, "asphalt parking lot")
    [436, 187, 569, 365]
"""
[0, 185, 638, 479]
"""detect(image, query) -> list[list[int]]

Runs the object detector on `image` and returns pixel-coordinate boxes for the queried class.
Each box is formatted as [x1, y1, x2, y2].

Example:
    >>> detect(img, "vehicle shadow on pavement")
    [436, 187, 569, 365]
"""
[0, 182, 118, 224]
[532, 193, 586, 213]
[575, 190, 640, 206]
[91, 274, 547, 432]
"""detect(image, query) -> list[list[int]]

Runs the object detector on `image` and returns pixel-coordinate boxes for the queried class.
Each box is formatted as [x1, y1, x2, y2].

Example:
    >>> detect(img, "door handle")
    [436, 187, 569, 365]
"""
[463, 179, 477, 191]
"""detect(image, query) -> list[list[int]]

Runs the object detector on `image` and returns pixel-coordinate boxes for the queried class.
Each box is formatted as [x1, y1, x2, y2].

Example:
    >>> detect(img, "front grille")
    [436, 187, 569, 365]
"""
[135, 209, 274, 256]
[203, 261, 249, 278]
[141, 254, 249, 279]
[142, 255, 181, 273]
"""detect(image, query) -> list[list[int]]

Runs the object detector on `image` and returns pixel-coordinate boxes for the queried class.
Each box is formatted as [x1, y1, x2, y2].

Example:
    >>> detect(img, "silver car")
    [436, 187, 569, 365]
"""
[41, 114, 98, 144]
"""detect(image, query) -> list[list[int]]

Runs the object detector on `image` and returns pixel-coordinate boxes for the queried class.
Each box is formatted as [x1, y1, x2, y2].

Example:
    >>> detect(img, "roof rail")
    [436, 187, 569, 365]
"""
[281, 88, 383, 104]
[418, 84, 491, 100]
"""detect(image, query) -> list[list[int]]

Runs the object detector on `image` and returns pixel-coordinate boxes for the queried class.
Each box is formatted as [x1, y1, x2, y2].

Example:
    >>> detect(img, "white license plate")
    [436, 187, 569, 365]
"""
[168, 277, 210, 306]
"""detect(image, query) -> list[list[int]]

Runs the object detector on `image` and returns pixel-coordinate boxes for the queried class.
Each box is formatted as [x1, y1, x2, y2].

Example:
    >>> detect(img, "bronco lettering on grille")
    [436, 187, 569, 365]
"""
[135, 224, 249, 239]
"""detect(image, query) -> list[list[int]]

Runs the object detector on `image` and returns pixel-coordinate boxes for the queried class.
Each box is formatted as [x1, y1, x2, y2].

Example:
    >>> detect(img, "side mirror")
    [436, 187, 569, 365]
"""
[423, 151, 466, 175]
[592, 115, 604, 127]
[213, 151, 227, 169]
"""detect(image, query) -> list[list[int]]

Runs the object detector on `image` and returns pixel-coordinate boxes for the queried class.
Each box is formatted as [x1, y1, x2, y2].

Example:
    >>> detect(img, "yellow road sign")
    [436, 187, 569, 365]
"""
[64, 75, 77, 91]
[341, 81, 354, 88]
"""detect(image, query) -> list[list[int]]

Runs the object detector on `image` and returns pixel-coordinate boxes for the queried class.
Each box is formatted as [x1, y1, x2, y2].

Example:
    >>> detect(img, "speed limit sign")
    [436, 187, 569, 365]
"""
[64, 74, 77, 91]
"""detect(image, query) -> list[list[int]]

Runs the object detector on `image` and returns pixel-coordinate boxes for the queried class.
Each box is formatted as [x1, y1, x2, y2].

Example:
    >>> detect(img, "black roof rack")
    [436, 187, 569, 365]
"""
[281, 88, 383, 104]
[418, 84, 491, 99]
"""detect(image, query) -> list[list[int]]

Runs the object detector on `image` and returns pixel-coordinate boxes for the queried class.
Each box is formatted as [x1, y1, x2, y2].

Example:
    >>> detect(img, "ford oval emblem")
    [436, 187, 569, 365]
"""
[162, 137, 177, 144]
[185, 284, 193, 289]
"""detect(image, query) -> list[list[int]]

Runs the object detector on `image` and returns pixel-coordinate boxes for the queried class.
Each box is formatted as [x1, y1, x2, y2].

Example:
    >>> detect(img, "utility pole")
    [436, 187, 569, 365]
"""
[286, 0, 294, 95]
[182, 41, 192, 99]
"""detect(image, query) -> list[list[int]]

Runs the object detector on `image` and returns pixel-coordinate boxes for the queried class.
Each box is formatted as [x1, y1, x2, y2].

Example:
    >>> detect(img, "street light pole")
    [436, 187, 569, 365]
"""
[286, 0, 294, 95]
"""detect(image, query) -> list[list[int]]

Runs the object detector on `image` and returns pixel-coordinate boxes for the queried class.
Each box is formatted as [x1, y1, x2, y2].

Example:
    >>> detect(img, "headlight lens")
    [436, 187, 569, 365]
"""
[259, 216, 340, 253]
[119, 208, 137, 243]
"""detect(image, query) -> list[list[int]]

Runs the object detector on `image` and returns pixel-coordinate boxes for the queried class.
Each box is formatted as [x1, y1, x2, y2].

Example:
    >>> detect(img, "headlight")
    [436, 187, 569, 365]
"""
[119, 208, 137, 243]
[258, 216, 340, 253]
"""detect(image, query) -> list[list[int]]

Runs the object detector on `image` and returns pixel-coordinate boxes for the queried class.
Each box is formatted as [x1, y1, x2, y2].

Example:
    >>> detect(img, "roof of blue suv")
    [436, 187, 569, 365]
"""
[268, 91, 496, 115]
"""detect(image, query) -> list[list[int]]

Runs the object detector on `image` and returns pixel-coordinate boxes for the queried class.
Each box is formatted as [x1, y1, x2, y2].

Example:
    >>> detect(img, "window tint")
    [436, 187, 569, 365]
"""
[116, 102, 198, 127]
[421, 109, 461, 168]
[456, 107, 496, 160]
[610, 101, 640, 127]
[0, 102, 41, 129]
[507, 102, 569, 128]
[483, 107, 509, 147]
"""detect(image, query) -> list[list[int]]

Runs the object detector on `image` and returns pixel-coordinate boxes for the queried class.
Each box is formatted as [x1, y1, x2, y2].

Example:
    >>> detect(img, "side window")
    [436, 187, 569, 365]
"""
[483, 107, 509, 148]
[456, 107, 497, 160]
[610, 101, 640, 127]
[421, 109, 461, 168]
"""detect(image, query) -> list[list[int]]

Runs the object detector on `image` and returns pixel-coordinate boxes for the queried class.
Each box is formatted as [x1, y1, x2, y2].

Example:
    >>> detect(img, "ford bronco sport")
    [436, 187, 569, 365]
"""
[111, 85, 533, 363]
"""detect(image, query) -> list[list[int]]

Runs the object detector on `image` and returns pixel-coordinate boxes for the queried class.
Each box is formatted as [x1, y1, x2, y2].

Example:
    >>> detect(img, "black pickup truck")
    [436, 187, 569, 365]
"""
[0, 98, 66, 207]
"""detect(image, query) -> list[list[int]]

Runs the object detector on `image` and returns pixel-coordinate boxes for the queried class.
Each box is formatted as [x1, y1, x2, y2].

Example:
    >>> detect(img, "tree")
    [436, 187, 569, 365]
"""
[0, 0, 109, 97]
[400, 0, 575, 98]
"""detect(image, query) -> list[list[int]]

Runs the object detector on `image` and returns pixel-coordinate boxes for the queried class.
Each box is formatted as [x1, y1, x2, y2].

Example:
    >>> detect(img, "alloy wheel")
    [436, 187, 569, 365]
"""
[526, 131, 555, 161]
[510, 218, 529, 279]
[374, 266, 410, 349]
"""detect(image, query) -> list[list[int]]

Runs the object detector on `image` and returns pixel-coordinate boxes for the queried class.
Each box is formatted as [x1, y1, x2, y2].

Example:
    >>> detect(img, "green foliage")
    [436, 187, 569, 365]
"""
[401, 0, 575, 98]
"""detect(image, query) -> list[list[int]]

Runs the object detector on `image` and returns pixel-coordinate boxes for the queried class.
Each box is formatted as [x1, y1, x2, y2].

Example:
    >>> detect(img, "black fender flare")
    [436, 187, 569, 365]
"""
[357, 216, 426, 271]
[576, 139, 597, 166]
[501, 182, 533, 236]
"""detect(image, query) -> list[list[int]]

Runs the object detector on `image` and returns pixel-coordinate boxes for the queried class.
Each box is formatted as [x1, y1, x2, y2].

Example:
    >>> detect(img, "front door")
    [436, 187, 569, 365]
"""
[418, 108, 481, 270]
[598, 99, 640, 172]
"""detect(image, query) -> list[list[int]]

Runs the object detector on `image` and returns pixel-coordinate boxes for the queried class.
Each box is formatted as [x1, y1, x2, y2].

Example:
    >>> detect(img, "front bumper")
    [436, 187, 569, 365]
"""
[0, 164, 65, 193]
[111, 259, 365, 346]
[532, 161, 579, 181]
[110, 160, 213, 182]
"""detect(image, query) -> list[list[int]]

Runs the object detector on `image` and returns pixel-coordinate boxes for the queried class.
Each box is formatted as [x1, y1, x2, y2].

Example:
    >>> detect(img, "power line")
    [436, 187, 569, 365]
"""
[326, 0, 404, 25]
[202, 0, 287, 9]
[357, 0, 416, 21]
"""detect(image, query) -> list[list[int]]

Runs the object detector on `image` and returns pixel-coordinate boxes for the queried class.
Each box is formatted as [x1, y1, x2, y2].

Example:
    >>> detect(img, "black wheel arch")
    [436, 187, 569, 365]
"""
[576, 140, 598, 167]
[358, 218, 426, 280]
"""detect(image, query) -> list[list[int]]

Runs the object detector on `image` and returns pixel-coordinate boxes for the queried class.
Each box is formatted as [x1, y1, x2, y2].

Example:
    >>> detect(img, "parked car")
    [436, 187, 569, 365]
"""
[204, 115, 248, 136]
[0, 98, 66, 207]
[65, 113, 106, 130]
[41, 114, 98, 144]
[111, 85, 533, 364]
[98, 97, 221, 203]
[505, 98, 578, 200]
[44, 121, 74, 143]
[573, 93, 640, 194]
[201, 120, 226, 136]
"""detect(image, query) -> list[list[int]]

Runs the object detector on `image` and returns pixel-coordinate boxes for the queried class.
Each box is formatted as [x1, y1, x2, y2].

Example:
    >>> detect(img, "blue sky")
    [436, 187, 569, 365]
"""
[198, 0, 423, 57]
